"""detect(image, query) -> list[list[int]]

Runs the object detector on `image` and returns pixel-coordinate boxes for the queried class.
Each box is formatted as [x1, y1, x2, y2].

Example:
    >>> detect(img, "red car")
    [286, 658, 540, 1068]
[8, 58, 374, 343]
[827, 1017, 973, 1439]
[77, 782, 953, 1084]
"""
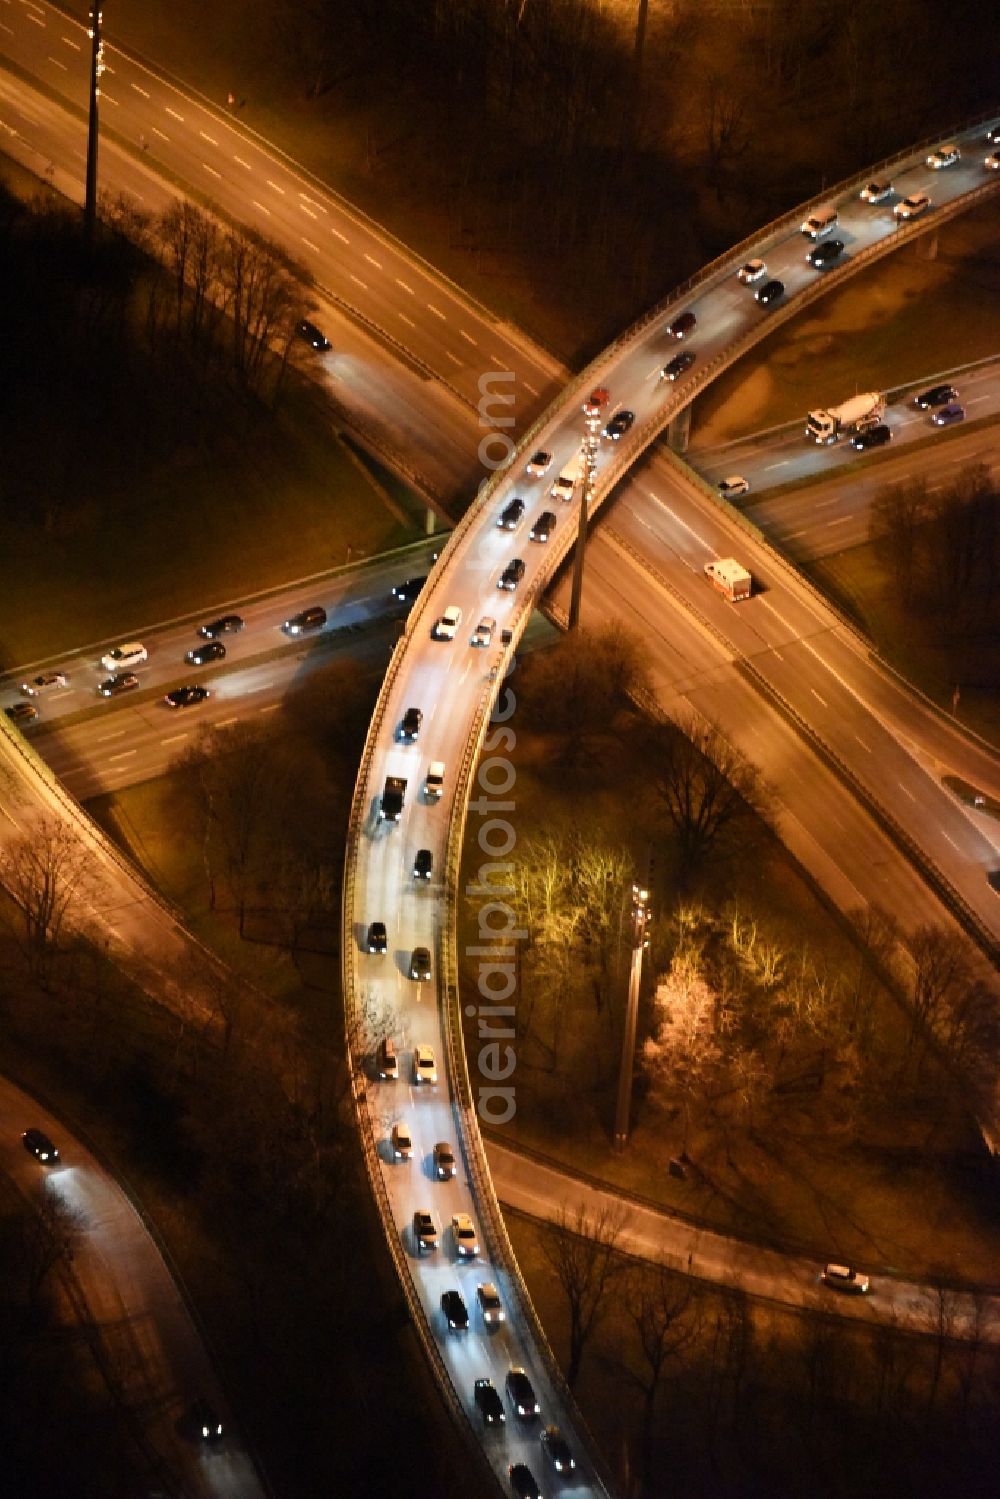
[582, 386, 610, 416]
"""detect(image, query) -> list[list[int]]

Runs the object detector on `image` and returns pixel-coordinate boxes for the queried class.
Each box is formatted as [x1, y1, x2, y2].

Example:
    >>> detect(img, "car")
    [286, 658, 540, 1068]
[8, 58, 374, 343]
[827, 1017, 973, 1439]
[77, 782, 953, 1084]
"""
[989, 126, 1000, 146]
[424, 761, 445, 800]
[413, 847, 433, 880]
[986, 153, 1000, 171]
[390, 1122, 413, 1160]
[190, 1398, 223, 1442]
[100, 642, 147, 673]
[409, 947, 432, 981]
[474, 1378, 506, 1426]
[471, 615, 496, 647]
[602, 408, 635, 441]
[540, 1425, 576, 1474]
[185, 640, 226, 666]
[452, 1212, 479, 1257]
[851, 423, 892, 450]
[377, 1037, 398, 1080]
[22, 1128, 59, 1163]
[717, 475, 750, 499]
[660, 350, 695, 380]
[926, 143, 960, 169]
[391, 575, 427, 604]
[822, 1263, 870, 1294]
[433, 1141, 457, 1180]
[581, 386, 610, 416]
[432, 605, 463, 641]
[198, 614, 244, 639]
[800, 207, 838, 238]
[894, 193, 930, 221]
[413, 1045, 437, 1085]
[932, 403, 966, 426]
[477, 1281, 505, 1324]
[282, 606, 327, 635]
[506, 1366, 539, 1419]
[497, 497, 525, 530]
[807, 238, 845, 268]
[860, 179, 893, 203]
[296, 318, 331, 350]
[525, 450, 552, 477]
[755, 279, 784, 306]
[914, 384, 958, 409]
[498, 558, 526, 592]
[736, 258, 767, 284]
[97, 673, 140, 698]
[667, 310, 696, 339]
[20, 672, 68, 696]
[366, 920, 387, 954]
[529, 511, 556, 543]
[413, 1209, 439, 1252]
[441, 1289, 469, 1330]
[399, 706, 423, 742]
[508, 1464, 542, 1499]
[5, 702, 38, 724]
[164, 685, 210, 709]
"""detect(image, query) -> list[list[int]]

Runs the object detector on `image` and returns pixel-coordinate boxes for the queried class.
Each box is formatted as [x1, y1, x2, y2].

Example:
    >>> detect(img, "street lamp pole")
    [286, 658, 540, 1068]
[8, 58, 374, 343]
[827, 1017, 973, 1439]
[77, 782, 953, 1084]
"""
[84, 5, 105, 246]
[613, 882, 651, 1150]
[568, 403, 602, 631]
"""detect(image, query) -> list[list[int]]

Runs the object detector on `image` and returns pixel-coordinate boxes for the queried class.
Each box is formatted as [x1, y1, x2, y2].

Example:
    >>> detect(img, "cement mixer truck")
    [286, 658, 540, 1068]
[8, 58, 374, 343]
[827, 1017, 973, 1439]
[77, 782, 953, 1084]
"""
[805, 391, 885, 444]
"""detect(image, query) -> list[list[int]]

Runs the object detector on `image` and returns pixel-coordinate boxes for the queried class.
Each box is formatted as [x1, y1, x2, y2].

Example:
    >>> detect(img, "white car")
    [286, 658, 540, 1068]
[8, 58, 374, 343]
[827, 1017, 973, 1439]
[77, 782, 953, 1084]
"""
[894, 193, 930, 221]
[717, 475, 750, 499]
[471, 615, 496, 648]
[413, 1045, 437, 1085]
[477, 1282, 505, 1324]
[736, 258, 766, 285]
[822, 1263, 870, 1295]
[985, 153, 1000, 171]
[926, 143, 960, 169]
[452, 1212, 479, 1257]
[859, 179, 893, 203]
[20, 672, 69, 696]
[390, 1122, 413, 1160]
[100, 642, 147, 673]
[433, 606, 462, 641]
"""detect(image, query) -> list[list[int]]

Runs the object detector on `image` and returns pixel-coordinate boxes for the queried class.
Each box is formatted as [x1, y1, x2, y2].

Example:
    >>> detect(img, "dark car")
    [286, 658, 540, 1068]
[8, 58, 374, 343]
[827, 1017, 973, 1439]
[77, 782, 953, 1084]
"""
[409, 946, 432, 981]
[23, 1128, 59, 1163]
[755, 278, 785, 306]
[603, 408, 635, 441]
[296, 319, 331, 351]
[198, 614, 244, 639]
[498, 558, 526, 592]
[667, 310, 697, 339]
[366, 921, 387, 954]
[509, 1465, 542, 1499]
[529, 511, 556, 543]
[164, 685, 210, 709]
[282, 606, 327, 635]
[540, 1425, 576, 1474]
[441, 1289, 469, 1330]
[932, 403, 966, 427]
[391, 575, 427, 604]
[807, 238, 845, 268]
[851, 423, 892, 450]
[474, 1378, 506, 1426]
[400, 706, 423, 742]
[413, 847, 433, 880]
[506, 1366, 540, 1420]
[433, 1141, 457, 1180]
[5, 702, 38, 724]
[185, 640, 226, 666]
[497, 497, 525, 530]
[661, 350, 695, 380]
[914, 384, 958, 409]
[190, 1397, 223, 1442]
[97, 672, 140, 698]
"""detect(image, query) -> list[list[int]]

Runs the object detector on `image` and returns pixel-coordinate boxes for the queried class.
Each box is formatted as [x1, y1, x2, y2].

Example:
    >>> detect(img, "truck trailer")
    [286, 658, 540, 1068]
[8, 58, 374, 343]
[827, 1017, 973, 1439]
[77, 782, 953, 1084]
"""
[806, 391, 885, 444]
[704, 559, 752, 603]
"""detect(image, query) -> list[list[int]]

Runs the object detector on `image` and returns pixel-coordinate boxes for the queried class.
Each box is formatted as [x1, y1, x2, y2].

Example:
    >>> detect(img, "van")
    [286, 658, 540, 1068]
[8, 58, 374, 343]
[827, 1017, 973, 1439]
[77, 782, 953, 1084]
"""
[800, 205, 838, 239]
[377, 1037, 398, 1080]
[550, 453, 584, 502]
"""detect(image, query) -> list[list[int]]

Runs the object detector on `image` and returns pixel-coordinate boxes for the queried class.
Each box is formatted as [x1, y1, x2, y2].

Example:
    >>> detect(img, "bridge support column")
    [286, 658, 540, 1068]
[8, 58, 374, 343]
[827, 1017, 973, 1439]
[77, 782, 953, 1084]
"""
[917, 231, 939, 261]
[667, 403, 692, 454]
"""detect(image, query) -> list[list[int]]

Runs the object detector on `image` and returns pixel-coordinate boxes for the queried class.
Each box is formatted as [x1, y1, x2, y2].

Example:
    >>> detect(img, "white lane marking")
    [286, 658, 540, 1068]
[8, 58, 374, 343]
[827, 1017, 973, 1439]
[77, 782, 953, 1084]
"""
[202, 162, 221, 179]
[199, 129, 218, 146]
[258, 703, 279, 713]
[810, 688, 828, 708]
[899, 782, 917, 801]
[62, 36, 82, 51]
[350, 274, 368, 290]
[95, 730, 127, 743]
[233, 154, 252, 170]
[161, 733, 189, 746]
[299, 202, 318, 220]
[398, 312, 415, 328]
[855, 736, 871, 752]
[331, 226, 349, 243]
[104, 64, 114, 75]
[101, 92, 118, 106]
[444, 349, 462, 366]
[215, 717, 239, 728]
[459, 329, 478, 346]
[27, 13, 44, 26]
[165, 107, 185, 122]
[771, 649, 784, 662]
[266, 178, 286, 194]
[251, 199, 272, 217]
[299, 193, 326, 214]
[152, 126, 169, 141]
[363, 252, 382, 269]
[489, 354, 507, 369]
[524, 381, 539, 397]
[0, 24, 14, 37]
[396, 277, 414, 294]
[47, 56, 67, 71]
[131, 82, 150, 98]
[826, 514, 851, 525]
[941, 831, 960, 852]
[762, 460, 788, 470]
[785, 529, 808, 539]
[107, 750, 137, 764]
[427, 303, 446, 320]
[301, 236, 319, 254]
[644, 490, 713, 550]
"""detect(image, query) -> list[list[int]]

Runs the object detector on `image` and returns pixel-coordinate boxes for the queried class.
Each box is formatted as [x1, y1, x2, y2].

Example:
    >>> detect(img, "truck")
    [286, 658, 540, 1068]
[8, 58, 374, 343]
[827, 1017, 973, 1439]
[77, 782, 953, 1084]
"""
[549, 451, 585, 502]
[806, 391, 885, 445]
[704, 559, 752, 603]
[380, 775, 407, 822]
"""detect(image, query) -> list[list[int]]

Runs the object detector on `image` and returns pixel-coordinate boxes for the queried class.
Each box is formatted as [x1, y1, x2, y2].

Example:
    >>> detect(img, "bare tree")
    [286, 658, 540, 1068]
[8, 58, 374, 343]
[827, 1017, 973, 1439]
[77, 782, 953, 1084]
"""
[643, 946, 722, 1153]
[19, 1192, 84, 1316]
[623, 1262, 697, 1489]
[869, 477, 928, 605]
[0, 816, 92, 986]
[644, 717, 765, 884]
[540, 1200, 628, 1389]
[907, 926, 971, 1057]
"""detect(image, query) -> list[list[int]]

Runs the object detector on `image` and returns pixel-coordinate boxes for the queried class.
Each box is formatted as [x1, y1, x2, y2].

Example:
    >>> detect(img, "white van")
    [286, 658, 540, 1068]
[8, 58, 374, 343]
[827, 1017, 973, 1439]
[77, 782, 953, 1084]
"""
[550, 452, 584, 502]
[100, 642, 148, 673]
[800, 205, 838, 238]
